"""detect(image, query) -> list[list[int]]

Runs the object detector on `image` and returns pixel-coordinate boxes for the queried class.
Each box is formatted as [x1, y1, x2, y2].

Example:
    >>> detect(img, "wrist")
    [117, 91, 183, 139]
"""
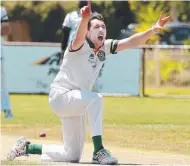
[151, 24, 157, 34]
[82, 17, 90, 21]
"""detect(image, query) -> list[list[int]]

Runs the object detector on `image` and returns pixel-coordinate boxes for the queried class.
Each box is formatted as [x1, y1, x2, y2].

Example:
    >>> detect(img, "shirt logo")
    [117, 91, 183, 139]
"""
[97, 50, 105, 61]
[88, 54, 95, 63]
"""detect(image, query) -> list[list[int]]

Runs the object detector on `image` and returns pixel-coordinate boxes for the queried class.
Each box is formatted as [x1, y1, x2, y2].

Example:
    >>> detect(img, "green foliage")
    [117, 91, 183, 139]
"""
[146, 49, 190, 86]
[130, 1, 170, 44]
[2, 1, 135, 41]
[177, 1, 190, 22]
[184, 38, 190, 45]
[2, 1, 189, 43]
[3, 1, 66, 42]
[130, 1, 190, 44]
[160, 60, 187, 83]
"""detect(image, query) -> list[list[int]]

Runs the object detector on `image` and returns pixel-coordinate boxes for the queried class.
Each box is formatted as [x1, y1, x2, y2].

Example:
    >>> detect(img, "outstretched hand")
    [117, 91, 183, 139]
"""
[81, 0, 91, 19]
[152, 13, 172, 33]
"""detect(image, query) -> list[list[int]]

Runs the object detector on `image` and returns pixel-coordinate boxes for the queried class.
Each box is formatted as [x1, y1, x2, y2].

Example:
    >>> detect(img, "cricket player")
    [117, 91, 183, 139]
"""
[1, 6, 14, 119]
[61, 1, 102, 92]
[61, 1, 88, 54]
[7, 1, 171, 164]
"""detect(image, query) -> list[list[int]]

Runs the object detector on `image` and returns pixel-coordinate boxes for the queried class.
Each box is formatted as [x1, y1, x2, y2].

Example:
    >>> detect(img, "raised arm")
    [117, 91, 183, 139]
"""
[71, 0, 91, 51]
[116, 13, 171, 52]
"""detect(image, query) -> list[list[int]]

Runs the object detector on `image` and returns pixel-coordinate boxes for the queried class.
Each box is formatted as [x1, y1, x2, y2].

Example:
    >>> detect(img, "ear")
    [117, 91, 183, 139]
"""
[86, 30, 90, 38]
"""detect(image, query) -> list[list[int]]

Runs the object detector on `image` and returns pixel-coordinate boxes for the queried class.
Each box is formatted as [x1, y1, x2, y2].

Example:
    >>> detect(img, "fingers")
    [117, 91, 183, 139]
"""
[88, 0, 91, 12]
[159, 12, 171, 26]
[163, 15, 172, 22]
[159, 12, 163, 20]
[81, 6, 91, 17]
[161, 15, 171, 26]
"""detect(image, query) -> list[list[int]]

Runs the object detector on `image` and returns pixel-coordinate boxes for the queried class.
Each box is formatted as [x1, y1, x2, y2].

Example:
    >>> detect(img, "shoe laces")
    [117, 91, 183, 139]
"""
[96, 149, 111, 159]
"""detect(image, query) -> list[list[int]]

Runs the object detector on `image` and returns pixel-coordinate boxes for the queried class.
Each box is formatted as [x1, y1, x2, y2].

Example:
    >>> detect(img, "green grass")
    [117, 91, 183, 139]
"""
[145, 87, 190, 95]
[2, 95, 190, 125]
[1, 95, 190, 155]
[104, 97, 190, 125]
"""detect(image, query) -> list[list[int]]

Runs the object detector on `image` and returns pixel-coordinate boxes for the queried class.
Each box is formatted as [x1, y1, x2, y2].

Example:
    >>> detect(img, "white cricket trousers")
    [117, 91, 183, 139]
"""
[41, 89, 103, 162]
[1, 60, 11, 111]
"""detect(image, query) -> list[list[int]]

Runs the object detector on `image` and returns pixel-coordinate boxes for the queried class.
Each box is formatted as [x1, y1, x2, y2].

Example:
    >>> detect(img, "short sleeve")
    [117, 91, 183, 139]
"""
[1, 7, 9, 22]
[104, 39, 119, 56]
[62, 13, 71, 28]
[68, 39, 89, 53]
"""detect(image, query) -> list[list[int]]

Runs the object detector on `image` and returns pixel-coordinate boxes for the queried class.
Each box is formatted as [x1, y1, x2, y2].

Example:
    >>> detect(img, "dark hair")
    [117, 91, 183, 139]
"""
[78, 1, 88, 9]
[87, 13, 105, 30]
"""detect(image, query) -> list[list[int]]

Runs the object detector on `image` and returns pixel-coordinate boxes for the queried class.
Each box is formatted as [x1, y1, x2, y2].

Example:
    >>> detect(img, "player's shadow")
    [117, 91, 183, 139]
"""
[116, 164, 156, 166]
[79, 162, 156, 165]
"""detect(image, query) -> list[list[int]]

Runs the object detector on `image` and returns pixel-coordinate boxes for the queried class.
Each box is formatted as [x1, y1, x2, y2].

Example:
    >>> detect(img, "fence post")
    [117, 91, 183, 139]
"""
[141, 48, 146, 97]
[154, 48, 160, 88]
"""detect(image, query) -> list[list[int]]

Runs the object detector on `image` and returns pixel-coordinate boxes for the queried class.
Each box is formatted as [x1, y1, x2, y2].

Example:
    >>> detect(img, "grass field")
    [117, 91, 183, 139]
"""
[1, 95, 190, 156]
[145, 87, 190, 95]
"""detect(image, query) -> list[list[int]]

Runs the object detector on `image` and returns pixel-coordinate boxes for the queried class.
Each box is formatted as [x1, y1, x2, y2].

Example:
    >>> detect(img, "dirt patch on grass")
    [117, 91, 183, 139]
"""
[2, 124, 190, 155]
[1, 133, 190, 165]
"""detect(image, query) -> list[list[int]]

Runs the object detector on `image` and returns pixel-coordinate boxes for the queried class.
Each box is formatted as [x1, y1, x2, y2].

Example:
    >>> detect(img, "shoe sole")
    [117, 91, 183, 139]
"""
[5, 116, 14, 119]
[7, 150, 16, 161]
[92, 159, 118, 165]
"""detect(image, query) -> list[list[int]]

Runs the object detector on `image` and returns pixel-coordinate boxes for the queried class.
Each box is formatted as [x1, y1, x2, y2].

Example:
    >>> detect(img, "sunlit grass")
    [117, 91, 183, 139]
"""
[1, 95, 190, 155]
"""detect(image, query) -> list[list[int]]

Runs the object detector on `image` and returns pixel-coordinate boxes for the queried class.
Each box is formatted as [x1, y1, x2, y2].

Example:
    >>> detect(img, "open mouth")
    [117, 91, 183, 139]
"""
[98, 36, 104, 41]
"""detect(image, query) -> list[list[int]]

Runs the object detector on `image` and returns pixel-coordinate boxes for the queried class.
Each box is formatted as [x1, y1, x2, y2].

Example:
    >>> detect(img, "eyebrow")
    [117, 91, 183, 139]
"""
[94, 24, 106, 27]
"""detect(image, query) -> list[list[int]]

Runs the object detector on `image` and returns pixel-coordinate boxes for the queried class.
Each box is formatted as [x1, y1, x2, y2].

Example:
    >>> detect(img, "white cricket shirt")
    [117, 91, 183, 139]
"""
[62, 11, 81, 46]
[1, 6, 8, 23]
[51, 39, 118, 92]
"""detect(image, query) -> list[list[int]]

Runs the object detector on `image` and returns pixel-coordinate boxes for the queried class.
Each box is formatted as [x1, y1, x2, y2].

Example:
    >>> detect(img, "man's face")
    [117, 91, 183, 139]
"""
[87, 19, 107, 47]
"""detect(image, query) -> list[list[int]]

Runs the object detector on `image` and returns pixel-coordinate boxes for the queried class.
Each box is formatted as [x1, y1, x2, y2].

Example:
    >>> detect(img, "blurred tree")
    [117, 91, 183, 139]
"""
[129, 1, 190, 85]
[130, 1, 190, 25]
[39, 3, 65, 42]
[129, 1, 190, 44]
[3, 1, 135, 42]
[184, 39, 190, 45]
[3, 1, 66, 42]
[129, 1, 170, 44]
[170, 1, 190, 22]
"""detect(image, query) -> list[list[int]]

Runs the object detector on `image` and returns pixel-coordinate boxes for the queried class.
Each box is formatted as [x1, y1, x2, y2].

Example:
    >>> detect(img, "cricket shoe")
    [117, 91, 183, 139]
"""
[7, 136, 30, 161]
[92, 148, 118, 165]
[4, 109, 14, 119]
